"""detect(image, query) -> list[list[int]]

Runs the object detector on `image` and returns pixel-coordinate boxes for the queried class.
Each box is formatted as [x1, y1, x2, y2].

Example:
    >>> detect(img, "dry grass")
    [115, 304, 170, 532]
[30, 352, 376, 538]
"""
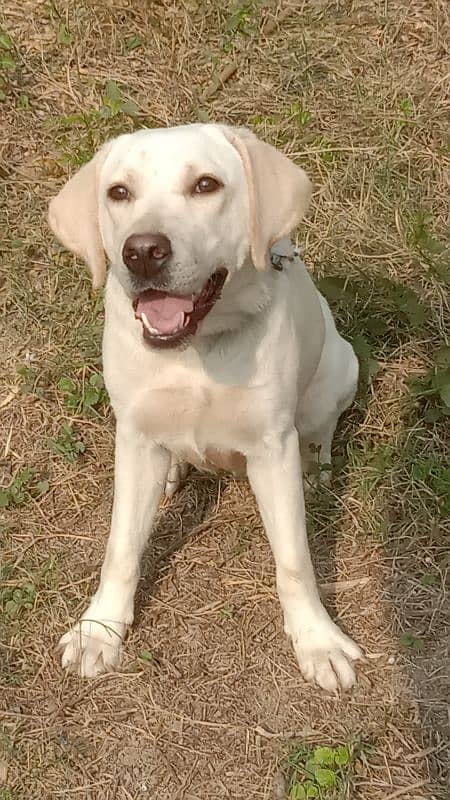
[0, 1, 449, 798]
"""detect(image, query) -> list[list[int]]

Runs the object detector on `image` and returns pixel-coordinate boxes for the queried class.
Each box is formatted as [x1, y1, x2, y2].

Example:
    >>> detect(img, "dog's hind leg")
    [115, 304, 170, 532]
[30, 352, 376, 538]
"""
[297, 316, 359, 492]
[164, 455, 188, 500]
[299, 418, 337, 491]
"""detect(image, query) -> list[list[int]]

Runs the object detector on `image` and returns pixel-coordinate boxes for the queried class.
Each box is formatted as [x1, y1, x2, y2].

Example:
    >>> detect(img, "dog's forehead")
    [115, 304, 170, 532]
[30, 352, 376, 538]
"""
[103, 124, 238, 179]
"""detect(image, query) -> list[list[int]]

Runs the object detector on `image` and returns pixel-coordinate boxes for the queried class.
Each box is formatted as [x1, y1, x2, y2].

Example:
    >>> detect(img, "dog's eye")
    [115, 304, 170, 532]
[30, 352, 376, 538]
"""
[193, 176, 222, 195]
[108, 185, 130, 201]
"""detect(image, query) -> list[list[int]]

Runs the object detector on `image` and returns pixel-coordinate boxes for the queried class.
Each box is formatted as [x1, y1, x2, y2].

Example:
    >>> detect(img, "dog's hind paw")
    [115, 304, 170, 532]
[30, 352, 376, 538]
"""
[163, 457, 188, 500]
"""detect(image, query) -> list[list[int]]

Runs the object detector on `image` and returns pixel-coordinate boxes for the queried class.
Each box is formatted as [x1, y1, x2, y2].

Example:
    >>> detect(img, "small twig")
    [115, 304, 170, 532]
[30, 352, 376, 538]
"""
[201, 61, 239, 102]
[12, 532, 98, 570]
[405, 744, 443, 761]
[320, 576, 371, 596]
[254, 724, 315, 740]
[3, 422, 14, 458]
[0, 389, 19, 409]
[200, 2, 297, 102]
[261, 4, 297, 36]
[384, 780, 429, 800]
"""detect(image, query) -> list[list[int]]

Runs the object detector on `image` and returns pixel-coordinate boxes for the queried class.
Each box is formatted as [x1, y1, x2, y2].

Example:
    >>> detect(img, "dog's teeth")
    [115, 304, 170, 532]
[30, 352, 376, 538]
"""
[141, 312, 159, 335]
[141, 312, 151, 330]
[173, 312, 186, 333]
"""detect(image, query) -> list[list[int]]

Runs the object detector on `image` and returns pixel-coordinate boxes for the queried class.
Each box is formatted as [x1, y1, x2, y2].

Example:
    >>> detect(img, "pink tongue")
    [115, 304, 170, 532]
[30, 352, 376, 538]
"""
[136, 290, 194, 335]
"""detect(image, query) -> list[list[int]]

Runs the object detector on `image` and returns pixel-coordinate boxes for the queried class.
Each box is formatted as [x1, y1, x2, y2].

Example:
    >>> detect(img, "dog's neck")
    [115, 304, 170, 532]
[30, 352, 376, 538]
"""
[198, 259, 273, 337]
[199, 238, 297, 338]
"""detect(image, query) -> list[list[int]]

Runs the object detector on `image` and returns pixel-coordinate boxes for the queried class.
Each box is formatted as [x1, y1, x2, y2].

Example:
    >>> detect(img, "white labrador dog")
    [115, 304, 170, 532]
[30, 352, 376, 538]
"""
[49, 123, 362, 690]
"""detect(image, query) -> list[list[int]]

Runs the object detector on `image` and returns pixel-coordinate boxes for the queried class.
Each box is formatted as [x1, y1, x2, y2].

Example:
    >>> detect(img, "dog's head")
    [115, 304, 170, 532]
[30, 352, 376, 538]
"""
[49, 123, 311, 348]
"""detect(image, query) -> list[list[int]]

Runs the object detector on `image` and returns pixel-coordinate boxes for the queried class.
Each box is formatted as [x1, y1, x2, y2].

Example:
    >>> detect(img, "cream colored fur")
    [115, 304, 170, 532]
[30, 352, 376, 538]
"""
[49, 124, 362, 691]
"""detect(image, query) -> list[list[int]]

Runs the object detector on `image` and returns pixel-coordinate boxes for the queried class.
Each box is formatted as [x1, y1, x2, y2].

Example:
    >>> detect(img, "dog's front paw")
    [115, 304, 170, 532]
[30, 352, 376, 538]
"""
[285, 615, 362, 691]
[58, 617, 126, 677]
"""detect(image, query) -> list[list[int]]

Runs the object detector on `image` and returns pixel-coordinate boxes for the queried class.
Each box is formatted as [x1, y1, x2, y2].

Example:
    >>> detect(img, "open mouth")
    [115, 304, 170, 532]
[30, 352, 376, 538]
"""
[133, 268, 228, 348]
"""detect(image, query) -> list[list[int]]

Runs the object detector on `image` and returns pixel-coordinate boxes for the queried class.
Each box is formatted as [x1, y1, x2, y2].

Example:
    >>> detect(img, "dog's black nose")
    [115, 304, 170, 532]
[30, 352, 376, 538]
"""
[122, 233, 172, 279]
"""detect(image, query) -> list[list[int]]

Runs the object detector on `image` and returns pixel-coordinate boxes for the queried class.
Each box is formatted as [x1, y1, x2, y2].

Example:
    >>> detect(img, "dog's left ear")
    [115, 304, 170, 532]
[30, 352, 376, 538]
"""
[220, 126, 312, 270]
[48, 144, 111, 289]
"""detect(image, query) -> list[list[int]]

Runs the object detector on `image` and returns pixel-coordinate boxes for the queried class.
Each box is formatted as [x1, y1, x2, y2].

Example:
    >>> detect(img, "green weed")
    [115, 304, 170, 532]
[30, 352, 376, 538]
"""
[17, 363, 52, 399]
[410, 457, 450, 517]
[409, 211, 449, 280]
[138, 650, 154, 663]
[224, 3, 256, 38]
[99, 80, 139, 119]
[313, 136, 339, 165]
[400, 632, 424, 652]
[17, 92, 30, 110]
[0, 469, 49, 509]
[420, 573, 439, 587]
[288, 101, 312, 127]
[218, 605, 234, 620]
[249, 103, 312, 132]
[57, 22, 73, 45]
[0, 557, 58, 621]
[318, 274, 432, 395]
[395, 96, 413, 134]
[412, 213, 446, 253]
[44, 110, 101, 168]
[231, 541, 249, 557]
[0, 31, 13, 50]
[124, 34, 143, 51]
[1, 583, 36, 619]
[410, 211, 448, 254]
[48, 424, 85, 462]
[43, 81, 140, 168]
[408, 346, 450, 423]
[351, 333, 380, 388]
[17, 365, 36, 392]
[0, 726, 13, 752]
[285, 741, 361, 798]
[318, 275, 429, 340]
[0, 29, 15, 70]
[0, 28, 15, 101]
[348, 443, 394, 495]
[57, 372, 108, 415]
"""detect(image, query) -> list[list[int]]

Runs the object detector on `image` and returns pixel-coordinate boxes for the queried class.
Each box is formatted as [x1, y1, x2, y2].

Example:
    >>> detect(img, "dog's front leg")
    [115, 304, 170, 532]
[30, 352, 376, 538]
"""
[247, 429, 362, 691]
[59, 423, 170, 677]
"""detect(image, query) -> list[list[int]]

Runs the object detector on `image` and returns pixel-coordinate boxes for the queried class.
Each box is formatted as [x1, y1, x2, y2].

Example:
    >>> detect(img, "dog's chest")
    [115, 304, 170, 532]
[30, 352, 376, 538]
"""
[130, 370, 264, 468]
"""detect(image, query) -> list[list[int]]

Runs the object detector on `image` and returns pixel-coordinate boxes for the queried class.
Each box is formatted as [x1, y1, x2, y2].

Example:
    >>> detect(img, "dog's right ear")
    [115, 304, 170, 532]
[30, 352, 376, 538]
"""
[48, 144, 111, 289]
